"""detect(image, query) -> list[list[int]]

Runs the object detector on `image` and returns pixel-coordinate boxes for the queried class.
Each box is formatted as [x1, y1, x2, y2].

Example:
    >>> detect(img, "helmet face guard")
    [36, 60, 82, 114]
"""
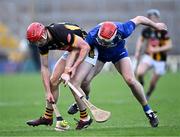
[96, 36, 114, 46]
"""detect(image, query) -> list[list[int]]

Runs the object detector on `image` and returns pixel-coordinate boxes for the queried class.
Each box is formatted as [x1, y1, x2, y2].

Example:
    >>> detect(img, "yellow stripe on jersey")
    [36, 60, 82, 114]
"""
[41, 53, 48, 56]
[160, 39, 170, 46]
[65, 25, 80, 31]
[156, 53, 161, 61]
[72, 35, 78, 47]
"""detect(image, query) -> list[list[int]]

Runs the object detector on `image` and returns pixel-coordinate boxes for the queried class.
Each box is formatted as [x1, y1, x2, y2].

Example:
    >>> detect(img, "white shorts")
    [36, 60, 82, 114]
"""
[141, 54, 166, 75]
[60, 48, 98, 66]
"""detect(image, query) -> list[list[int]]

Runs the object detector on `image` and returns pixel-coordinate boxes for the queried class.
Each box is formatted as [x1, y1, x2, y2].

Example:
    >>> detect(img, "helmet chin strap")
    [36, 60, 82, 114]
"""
[35, 31, 49, 47]
[41, 30, 48, 40]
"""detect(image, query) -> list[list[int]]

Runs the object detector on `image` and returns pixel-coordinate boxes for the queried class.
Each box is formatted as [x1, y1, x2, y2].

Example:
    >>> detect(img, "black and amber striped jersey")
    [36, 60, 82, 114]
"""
[142, 27, 170, 61]
[38, 22, 87, 55]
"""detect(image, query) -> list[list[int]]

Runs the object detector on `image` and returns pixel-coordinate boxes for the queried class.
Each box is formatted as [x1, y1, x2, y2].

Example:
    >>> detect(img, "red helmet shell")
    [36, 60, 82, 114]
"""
[26, 22, 45, 42]
[98, 21, 117, 41]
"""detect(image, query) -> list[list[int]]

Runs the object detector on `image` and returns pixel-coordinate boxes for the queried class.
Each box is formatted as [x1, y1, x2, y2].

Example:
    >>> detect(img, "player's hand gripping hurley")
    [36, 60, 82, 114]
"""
[67, 81, 111, 123]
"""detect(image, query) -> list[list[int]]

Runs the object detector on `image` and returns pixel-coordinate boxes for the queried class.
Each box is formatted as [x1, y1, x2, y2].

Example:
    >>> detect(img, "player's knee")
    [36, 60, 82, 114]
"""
[125, 77, 136, 87]
[70, 80, 81, 88]
[81, 81, 90, 95]
[136, 70, 143, 77]
[82, 79, 90, 87]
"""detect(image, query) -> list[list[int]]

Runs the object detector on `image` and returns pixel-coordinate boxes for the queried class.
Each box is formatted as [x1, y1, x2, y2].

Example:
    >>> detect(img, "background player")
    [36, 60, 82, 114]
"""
[135, 9, 172, 100]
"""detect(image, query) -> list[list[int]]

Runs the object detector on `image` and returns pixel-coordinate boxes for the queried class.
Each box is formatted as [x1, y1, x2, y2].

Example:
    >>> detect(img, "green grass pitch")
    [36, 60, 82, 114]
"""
[0, 72, 180, 137]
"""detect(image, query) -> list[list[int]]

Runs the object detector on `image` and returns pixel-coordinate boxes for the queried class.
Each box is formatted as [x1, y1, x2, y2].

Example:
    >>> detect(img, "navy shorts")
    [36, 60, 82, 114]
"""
[97, 44, 128, 64]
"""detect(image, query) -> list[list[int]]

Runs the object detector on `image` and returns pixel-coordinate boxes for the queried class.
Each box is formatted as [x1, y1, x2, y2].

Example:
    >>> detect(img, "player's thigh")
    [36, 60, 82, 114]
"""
[136, 55, 152, 75]
[84, 60, 105, 83]
[51, 58, 66, 82]
[136, 62, 150, 76]
[71, 61, 93, 85]
[114, 57, 135, 81]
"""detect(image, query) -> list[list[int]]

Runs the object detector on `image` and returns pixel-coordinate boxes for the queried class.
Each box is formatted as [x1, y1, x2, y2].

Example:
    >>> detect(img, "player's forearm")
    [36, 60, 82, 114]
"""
[64, 50, 79, 73]
[132, 16, 157, 29]
[41, 66, 51, 94]
[72, 46, 90, 69]
[157, 44, 172, 52]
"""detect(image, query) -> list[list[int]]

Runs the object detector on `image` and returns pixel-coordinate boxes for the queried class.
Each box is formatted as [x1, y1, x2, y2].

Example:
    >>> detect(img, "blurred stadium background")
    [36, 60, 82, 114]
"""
[0, 0, 180, 136]
[0, 0, 180, 73]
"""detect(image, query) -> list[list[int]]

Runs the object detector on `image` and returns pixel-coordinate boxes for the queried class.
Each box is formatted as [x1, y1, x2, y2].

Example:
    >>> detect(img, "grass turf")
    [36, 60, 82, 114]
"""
[0, 72, 180, 136]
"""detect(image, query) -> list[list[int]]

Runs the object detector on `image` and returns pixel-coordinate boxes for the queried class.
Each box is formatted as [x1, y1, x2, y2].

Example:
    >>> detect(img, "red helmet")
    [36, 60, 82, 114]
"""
[98, 21, 117, 42]
[26, 22, 45, 42]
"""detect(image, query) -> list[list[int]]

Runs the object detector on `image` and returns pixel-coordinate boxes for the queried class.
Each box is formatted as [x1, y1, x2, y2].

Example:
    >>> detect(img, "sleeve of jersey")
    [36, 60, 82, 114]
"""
[71, 34, 78, 47]
[121, 21, 136, 39]
[38, 47, 49, 55]
[85, 33, 94, 47]
[162, 30, 170, 40]
[58, 30, 75, 46]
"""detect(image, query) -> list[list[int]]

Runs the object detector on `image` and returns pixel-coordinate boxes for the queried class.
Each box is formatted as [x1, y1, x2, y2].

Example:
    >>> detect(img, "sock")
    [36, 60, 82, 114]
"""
[143, 104, 153, 114]
[80, 109, 90, 121]
[44, 107, 53, 119]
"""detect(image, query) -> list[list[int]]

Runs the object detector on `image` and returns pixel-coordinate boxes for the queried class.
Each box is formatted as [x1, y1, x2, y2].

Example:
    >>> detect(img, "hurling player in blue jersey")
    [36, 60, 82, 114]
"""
[68, 15, 167, 127]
